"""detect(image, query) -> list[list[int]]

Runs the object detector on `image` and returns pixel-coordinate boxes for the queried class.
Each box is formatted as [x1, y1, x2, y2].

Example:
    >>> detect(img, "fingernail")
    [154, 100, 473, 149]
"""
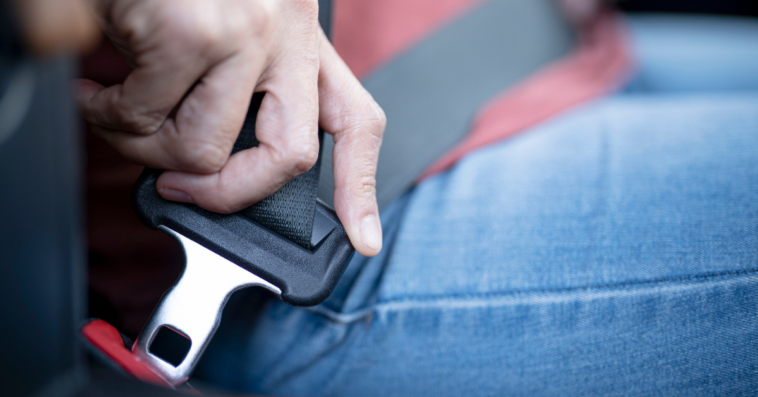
[159, 188, 194, 204]
[360, 215, 381, 250]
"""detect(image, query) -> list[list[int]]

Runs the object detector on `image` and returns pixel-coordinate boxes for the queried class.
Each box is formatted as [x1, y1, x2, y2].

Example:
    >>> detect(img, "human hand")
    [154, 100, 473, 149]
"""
[76, 0, 385, 256]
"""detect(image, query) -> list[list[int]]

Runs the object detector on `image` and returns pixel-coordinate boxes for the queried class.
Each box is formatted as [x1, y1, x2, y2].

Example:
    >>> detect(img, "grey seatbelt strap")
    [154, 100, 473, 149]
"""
[318, 0, 575, 209]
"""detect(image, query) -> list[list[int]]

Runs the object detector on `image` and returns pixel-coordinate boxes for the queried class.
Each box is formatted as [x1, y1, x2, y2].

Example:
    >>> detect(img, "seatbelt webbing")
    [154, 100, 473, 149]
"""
[233, 0, 333, 249]
[421, 13, 632, 179]
[318, 0, 575, 209]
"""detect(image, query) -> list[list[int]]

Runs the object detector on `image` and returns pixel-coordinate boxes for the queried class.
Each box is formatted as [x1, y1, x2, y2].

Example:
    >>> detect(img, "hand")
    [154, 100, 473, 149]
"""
[76, 0, 385, 257]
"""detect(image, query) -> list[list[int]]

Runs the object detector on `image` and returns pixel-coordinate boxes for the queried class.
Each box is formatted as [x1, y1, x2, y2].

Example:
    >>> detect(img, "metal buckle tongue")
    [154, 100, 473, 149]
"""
[132, 226, 281, 387]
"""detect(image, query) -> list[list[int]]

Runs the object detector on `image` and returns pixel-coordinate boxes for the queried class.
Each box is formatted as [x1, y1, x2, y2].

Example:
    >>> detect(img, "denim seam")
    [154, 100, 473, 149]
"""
[305, 267, 758, 324]
[381, 267, 758, 304]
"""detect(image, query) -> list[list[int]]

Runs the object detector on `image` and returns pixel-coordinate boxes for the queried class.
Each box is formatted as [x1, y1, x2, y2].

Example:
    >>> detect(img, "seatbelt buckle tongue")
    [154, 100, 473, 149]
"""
[129, 92, 355, 387]
[132, 226, 281, 386]
[130, 199, 353, 387]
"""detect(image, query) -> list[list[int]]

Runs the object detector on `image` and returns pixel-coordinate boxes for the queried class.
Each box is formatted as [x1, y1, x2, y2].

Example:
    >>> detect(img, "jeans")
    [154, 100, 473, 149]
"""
[195, 15, 758, 396]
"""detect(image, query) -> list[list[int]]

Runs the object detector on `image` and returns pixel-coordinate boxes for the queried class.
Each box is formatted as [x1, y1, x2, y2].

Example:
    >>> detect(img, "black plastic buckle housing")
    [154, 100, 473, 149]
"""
[132, 168, 355, 306]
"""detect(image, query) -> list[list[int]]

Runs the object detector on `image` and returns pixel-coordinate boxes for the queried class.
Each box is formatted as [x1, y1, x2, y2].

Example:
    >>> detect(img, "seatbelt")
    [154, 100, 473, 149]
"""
[319, 0, 576, 209]
[232, 0, 335, 249]
[232, 93, 324, 249]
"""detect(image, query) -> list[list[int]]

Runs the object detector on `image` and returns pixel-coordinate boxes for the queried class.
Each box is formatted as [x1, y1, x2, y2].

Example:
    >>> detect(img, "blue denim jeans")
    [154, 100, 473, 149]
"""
[195, 15, 758, 396]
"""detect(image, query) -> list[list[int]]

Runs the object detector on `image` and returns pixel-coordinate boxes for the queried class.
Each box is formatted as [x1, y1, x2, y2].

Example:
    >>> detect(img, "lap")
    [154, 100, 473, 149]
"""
[378, 94, 758, 301]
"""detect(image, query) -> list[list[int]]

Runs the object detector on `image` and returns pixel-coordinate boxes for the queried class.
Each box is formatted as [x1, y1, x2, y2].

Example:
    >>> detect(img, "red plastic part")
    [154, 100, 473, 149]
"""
[82, 319, 171, 387]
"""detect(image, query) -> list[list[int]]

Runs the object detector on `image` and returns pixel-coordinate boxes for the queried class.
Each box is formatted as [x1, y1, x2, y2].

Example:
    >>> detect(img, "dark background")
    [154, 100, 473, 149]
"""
[619, 0, 758, 17]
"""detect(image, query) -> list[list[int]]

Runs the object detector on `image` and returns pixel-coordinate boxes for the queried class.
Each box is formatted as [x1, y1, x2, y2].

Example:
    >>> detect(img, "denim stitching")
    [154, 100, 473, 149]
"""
[305, 267, 758, 324]
[381, 267, 758, 304]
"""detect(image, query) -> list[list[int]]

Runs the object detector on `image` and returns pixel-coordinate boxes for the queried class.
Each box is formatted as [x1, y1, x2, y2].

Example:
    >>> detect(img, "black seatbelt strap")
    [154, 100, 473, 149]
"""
[233, 94, 324, 249]
[318, 0, 575, 209]
[233, 0, 334, 249]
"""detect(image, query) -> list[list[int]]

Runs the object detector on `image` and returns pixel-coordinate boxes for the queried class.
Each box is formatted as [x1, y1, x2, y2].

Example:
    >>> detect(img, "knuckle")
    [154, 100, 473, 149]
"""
[365, 101, 387, 139]
[157, 3, 222, 54]
[182, 22, 222, 54]
[175, 139, 229, 174]
[273, 132, 319, 176]
[329, 95, 386, 144]
[112, 104, 162, 135]
[349, 172, 378, 199]
[289, 140, 320, 174]
[341, 103, 385, 148]
[253, 3, 275, 28]
[244, 2, 275, 39]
